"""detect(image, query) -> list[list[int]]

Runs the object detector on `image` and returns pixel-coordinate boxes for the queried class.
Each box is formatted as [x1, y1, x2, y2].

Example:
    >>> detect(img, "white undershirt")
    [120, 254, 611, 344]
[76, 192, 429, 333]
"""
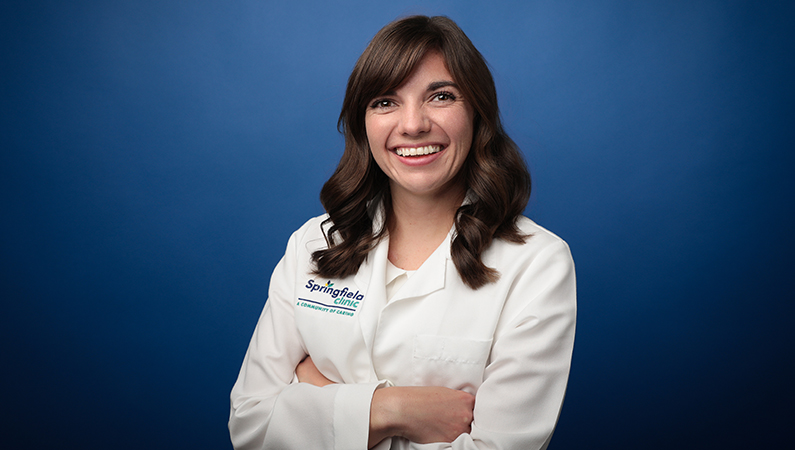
[385, 259, 416, 302]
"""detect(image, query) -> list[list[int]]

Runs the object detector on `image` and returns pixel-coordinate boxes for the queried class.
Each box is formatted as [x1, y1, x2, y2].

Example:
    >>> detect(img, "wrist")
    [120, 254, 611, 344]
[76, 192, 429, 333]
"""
[369, 387, 403, 445]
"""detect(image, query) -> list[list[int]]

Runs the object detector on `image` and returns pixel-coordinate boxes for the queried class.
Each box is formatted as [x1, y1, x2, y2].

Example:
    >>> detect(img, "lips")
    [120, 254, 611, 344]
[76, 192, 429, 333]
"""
[394, 145, 443, 157]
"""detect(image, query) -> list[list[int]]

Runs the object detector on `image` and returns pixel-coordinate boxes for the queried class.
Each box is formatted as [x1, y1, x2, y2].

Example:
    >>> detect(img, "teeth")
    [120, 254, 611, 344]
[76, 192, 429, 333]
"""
[395, 145, 441, 157]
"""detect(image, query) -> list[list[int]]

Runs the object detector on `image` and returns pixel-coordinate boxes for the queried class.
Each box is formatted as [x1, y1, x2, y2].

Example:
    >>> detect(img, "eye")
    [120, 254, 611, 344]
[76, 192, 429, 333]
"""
[369, 98, 394, 109]
[432, 91, 457, 102]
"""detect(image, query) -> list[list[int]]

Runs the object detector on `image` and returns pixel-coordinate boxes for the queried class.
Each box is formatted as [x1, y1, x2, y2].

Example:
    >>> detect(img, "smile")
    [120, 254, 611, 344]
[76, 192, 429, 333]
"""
[394, 145, 442, 157]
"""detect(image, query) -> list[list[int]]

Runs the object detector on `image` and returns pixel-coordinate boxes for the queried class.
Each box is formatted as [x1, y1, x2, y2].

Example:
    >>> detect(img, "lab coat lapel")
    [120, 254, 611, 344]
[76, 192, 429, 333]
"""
[353, 199, 454, 373]
[355, 236, 389, 363]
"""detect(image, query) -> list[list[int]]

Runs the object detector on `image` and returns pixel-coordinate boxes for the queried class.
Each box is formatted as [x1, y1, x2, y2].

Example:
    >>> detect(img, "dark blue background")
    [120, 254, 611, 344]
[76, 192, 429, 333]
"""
[2, 1, 793, 448]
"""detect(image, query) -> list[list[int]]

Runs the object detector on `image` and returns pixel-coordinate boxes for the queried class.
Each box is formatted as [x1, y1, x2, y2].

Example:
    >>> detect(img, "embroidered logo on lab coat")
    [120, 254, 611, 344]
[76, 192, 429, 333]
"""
[297, 280, 364, 317]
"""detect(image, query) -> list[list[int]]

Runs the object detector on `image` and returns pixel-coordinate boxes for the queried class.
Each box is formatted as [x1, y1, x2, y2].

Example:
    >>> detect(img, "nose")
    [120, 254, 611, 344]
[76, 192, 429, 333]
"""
[397, 103, 430, 136]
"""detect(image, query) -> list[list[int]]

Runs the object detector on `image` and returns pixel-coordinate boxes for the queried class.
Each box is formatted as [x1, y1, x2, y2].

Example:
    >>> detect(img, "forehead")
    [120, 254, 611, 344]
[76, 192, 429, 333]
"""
[394, 51, 455, 91]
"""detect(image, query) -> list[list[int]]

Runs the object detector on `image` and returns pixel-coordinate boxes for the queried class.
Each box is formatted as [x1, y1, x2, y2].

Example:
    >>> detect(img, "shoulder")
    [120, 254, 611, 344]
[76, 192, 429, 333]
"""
[517, 216, 566, 243]
[283, 213, 331, 255]
[290, 213, 329, 239]
[478, 216, 576, 292]
[490, 216, 573, 263]
[489, 217, 576, 326]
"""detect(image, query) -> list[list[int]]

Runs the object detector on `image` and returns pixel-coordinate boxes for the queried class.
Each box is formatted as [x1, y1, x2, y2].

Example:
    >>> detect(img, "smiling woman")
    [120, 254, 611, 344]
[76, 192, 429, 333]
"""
[365, 51, 474, 205]
[229, 15, 576, 450]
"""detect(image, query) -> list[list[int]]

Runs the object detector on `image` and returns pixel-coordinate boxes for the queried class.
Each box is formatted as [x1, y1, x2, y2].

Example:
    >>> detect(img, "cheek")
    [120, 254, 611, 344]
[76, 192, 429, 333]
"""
[453, 122, 474, 156]
[364, 119, 387, 168]
[446, 107, 475, 145]
[364, 116, 385, 146]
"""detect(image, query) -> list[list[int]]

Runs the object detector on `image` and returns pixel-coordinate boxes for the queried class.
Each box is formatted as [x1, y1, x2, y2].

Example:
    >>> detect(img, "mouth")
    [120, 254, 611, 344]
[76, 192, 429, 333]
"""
[394, 145, 443, 157]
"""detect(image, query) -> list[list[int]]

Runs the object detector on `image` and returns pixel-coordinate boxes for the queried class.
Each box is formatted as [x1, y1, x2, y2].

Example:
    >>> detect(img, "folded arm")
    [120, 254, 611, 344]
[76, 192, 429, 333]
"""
[296, 357, 476, 448]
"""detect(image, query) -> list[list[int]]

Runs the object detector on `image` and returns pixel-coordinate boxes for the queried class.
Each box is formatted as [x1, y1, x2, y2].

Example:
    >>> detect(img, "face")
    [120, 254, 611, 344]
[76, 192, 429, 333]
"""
[365, 51, 474, 201]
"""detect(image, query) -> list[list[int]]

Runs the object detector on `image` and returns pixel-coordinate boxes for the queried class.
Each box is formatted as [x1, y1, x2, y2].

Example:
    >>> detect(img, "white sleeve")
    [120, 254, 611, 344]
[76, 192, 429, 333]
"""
[408, 240, 577, 450]
[228, 227, 382, 450]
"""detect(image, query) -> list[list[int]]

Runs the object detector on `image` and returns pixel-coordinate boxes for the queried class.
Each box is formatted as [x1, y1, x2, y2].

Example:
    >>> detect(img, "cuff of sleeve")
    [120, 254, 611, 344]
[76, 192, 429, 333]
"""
[332, 381, 390, 450]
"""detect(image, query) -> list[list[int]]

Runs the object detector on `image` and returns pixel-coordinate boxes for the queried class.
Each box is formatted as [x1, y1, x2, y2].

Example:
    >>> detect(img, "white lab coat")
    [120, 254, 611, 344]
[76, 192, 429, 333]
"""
[229, 210, 576, 450]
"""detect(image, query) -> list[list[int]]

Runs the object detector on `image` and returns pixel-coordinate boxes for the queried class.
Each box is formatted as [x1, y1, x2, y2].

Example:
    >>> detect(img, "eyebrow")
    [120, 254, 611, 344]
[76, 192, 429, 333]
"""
[380, 80, 459, 97]
[428, 80, 458, 91]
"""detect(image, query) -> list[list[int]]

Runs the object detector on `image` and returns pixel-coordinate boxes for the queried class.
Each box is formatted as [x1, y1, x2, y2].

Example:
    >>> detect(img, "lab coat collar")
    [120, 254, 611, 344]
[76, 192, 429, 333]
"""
[357, 192, 455, 297]
[389, 226, 451, 302]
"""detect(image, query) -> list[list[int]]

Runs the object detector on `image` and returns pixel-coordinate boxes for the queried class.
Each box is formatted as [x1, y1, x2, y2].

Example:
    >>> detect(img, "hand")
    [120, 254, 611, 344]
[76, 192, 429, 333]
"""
[295, 356, 334, 387]
[369, 386, 475, 447]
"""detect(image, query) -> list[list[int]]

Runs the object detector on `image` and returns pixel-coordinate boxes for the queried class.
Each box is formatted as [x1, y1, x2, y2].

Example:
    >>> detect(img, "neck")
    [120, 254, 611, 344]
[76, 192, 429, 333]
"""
[385, 182, 466, 270]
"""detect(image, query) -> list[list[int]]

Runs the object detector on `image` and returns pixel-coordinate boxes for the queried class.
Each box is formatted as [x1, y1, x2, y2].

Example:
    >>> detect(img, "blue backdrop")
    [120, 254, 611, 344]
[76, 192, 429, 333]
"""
[2, 1, 793, 448]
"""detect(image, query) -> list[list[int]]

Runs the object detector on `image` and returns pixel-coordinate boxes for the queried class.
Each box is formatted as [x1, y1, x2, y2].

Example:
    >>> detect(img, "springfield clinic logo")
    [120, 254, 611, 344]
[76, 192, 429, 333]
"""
[297, 280, 365, 317]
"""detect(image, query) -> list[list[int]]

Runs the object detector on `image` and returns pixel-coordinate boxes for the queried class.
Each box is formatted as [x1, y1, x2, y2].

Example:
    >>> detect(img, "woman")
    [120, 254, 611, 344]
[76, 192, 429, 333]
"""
[229, 15, 576, 450]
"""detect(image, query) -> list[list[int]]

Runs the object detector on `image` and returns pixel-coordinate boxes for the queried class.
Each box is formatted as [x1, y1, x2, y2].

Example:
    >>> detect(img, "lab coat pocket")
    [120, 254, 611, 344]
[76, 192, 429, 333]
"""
[412, 335, 493, 393]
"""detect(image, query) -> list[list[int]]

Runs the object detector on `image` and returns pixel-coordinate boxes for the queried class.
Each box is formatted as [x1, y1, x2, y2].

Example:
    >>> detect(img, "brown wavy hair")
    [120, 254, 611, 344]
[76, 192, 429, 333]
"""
[312, 15, 531, 289]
